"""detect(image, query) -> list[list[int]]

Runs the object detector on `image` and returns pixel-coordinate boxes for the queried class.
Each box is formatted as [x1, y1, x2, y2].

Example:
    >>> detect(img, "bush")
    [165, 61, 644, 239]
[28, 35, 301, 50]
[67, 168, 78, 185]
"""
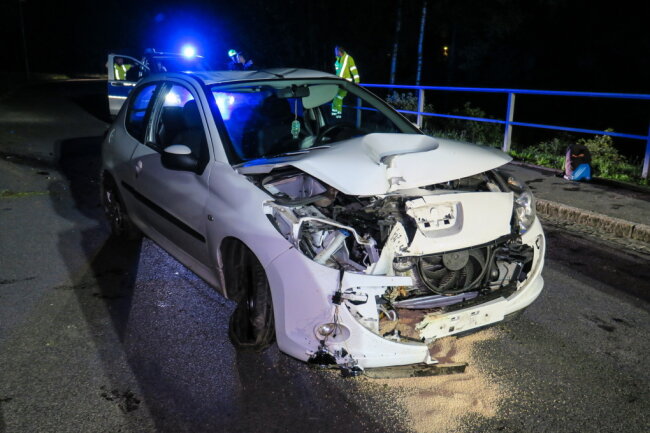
[386, 95, 501, 147]
[423, 102, 502, 147]
[577, 129, 628, 178]
[447, 102, 502, 147]
[531, 137, 569, 156]
[509, 137, 571, 170]
[386, 91, 420, 112]
[386, 91, 437, 130]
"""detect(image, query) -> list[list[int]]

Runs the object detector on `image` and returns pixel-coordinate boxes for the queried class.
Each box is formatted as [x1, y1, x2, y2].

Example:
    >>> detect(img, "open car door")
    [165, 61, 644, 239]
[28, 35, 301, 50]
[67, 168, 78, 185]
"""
[107, 53, 149, 117]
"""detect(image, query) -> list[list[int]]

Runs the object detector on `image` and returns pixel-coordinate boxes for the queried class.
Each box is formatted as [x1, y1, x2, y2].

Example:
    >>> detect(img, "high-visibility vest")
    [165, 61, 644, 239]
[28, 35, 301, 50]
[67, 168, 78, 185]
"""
[335, 54, 360, 83]
[114, 63, 132, 80]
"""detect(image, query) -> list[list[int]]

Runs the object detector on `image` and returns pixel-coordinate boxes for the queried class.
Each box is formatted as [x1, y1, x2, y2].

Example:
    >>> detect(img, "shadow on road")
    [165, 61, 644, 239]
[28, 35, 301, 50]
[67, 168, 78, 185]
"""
[49, 136, 403, 432]
[545, 227, 650, 306]
[69, 88, 112, 124]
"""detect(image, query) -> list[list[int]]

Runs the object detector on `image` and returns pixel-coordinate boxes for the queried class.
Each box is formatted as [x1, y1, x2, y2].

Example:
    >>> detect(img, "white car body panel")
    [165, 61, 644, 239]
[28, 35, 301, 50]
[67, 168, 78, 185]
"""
[402, 192, 514, 255]
[291, 134, 512, 195]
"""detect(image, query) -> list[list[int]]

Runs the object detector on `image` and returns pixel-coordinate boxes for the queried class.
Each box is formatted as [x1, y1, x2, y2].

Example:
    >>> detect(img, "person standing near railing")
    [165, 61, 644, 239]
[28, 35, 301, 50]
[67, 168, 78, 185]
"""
[332, 46, 360, 118]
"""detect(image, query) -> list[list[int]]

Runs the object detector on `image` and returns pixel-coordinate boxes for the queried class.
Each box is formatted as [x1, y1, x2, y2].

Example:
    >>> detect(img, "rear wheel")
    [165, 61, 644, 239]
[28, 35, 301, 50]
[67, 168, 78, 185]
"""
[228, 249, 275, 351]
[101, 174, 141, 240]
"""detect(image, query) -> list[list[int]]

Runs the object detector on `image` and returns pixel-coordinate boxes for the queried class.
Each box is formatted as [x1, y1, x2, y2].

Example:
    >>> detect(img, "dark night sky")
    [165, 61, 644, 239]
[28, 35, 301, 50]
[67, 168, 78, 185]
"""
[2, 0, 649, 92]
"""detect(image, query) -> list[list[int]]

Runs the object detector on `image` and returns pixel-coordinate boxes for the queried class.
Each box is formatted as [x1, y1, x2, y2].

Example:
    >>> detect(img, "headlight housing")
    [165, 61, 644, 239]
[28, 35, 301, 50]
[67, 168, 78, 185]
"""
[507, 176, 536, 234]
[260, 170, 378, 272]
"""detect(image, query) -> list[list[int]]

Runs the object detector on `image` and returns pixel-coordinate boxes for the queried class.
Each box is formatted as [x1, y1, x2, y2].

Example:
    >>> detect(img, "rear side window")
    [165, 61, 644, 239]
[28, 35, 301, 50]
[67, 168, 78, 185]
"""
[126, 83, 157, 142]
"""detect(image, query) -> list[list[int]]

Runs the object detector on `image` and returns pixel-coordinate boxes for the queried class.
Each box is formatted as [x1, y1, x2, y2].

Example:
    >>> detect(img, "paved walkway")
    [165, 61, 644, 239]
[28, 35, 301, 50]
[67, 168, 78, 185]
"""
[501, 162, 650, 244]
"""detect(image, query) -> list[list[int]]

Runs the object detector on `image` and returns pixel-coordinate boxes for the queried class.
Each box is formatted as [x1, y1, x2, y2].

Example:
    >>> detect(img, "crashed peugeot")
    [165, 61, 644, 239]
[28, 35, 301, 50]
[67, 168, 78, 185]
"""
[100, 69, 545, 375]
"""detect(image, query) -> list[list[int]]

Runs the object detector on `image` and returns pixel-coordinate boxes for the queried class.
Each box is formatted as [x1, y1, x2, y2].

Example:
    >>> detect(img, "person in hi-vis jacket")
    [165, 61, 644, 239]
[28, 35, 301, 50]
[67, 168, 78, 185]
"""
[332, 46, 360, 118]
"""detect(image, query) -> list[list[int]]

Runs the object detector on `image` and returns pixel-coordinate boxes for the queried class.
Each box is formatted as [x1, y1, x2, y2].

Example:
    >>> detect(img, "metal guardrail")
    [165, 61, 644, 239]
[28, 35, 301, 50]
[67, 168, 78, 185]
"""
[360, 84, 650, 179]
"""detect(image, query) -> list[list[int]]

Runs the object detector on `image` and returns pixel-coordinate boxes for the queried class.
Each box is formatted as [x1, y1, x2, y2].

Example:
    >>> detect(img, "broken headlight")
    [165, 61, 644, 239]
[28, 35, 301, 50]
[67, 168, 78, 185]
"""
[261, 171, 335, 207]
[261, 171, 379, 272]
[507, 176, 536, 234]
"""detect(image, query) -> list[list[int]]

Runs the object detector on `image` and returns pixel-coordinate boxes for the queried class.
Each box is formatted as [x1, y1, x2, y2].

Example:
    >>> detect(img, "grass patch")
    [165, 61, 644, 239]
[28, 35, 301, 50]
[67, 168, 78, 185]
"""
[0, 190, 49, 199]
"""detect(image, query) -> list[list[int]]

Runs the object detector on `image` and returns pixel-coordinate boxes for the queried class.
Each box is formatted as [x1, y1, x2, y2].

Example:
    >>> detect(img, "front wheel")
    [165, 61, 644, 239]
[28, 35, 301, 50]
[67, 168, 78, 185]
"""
[228, 250, 275, 351]
[101, 174, 141, 240]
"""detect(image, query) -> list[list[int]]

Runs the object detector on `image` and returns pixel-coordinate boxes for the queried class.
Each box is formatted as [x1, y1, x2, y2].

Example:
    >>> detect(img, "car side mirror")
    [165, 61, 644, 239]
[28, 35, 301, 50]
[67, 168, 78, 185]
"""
[161, 145, 198, 172]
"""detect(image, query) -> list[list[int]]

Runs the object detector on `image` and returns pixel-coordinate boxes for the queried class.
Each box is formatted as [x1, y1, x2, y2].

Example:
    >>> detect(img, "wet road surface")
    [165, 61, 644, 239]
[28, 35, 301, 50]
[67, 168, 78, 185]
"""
[1, 80, 649, 433]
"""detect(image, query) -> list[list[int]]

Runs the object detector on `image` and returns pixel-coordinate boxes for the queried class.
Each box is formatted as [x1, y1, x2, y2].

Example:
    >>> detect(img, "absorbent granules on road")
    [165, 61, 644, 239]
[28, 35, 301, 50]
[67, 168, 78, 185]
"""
[365, 328, 507, 433]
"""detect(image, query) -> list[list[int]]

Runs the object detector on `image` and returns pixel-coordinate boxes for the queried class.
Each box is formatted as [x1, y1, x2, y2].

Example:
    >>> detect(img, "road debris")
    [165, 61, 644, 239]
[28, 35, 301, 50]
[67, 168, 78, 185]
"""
[365, 328, 506, 433]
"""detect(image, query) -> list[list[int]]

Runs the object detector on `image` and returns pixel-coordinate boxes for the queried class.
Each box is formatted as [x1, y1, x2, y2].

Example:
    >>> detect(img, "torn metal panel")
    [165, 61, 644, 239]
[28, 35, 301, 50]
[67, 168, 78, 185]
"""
[415, 298, 507, 341]
[363, 362, 468, 379]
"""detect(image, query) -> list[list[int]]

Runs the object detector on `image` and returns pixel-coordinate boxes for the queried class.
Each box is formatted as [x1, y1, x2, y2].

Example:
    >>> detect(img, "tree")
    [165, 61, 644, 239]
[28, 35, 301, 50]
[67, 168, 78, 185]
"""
[415, 0, 427, 86]
[389, 0, 403, 84]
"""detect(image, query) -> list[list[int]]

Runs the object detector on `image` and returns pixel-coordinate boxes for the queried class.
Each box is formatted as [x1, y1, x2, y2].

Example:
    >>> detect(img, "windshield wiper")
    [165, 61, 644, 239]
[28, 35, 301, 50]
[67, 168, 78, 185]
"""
[238, 145, 331, 167]
[269, 145, 331, 158]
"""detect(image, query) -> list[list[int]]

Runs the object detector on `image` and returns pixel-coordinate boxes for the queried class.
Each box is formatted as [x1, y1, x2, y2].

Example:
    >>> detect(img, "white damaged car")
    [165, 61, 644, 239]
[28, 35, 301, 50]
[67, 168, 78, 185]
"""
[101, 69, 545, 375]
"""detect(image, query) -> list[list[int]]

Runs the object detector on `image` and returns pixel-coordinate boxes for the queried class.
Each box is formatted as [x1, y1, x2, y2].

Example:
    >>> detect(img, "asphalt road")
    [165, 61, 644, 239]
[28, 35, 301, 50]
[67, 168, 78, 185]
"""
[1, 80, 649, 433]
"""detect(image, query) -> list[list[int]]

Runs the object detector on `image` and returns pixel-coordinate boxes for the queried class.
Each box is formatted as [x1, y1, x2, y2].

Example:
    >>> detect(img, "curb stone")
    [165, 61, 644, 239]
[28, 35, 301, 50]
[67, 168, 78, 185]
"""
[536, 199, 650, 243]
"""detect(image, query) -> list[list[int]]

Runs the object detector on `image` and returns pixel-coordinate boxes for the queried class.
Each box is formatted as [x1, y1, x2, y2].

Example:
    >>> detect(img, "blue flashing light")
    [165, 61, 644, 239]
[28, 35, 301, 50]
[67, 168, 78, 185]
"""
[182, 45, 197, 58]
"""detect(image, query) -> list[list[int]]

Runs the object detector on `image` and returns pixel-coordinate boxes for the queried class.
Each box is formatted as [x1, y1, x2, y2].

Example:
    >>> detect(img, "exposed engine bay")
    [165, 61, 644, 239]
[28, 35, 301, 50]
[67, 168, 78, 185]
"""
[257, 167, 537, 344]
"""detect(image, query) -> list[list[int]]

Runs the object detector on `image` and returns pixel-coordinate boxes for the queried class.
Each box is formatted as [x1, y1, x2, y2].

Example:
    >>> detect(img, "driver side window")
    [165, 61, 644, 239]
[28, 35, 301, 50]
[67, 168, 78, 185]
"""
[151, 83, 210, 173]
[125, 83, 158, 143]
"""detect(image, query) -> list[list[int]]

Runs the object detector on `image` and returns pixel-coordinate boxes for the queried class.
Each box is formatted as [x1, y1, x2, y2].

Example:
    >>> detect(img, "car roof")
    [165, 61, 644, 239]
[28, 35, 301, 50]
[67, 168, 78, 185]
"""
[188, 68, 340, 85]
[136, 68, 343, 89]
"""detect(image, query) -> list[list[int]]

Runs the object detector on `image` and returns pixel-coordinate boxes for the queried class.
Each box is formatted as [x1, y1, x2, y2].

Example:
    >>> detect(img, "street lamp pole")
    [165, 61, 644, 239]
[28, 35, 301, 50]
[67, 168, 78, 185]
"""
[18, 0, 30, 79]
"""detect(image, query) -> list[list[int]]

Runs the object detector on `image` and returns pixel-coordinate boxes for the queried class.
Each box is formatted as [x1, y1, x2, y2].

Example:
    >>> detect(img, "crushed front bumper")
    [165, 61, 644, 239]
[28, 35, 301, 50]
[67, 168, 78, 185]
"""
[265, 218, 545, 369]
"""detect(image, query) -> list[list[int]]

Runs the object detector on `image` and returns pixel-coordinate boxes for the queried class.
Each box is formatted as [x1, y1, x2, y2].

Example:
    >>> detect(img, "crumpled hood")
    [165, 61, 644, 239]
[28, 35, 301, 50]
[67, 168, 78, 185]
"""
[291, 133, 511, 195]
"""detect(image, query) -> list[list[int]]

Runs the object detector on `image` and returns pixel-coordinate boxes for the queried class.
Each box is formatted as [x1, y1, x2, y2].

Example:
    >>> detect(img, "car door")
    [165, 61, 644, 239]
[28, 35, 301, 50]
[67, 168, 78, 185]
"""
[128, 80, 212, 266]
[107, 53, 149, 117]
[114, 81, 161, 222]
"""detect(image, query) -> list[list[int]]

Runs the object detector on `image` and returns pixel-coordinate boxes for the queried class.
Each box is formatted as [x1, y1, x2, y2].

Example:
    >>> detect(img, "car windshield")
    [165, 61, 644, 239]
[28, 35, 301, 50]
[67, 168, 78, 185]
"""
[209, 79, 419, 164]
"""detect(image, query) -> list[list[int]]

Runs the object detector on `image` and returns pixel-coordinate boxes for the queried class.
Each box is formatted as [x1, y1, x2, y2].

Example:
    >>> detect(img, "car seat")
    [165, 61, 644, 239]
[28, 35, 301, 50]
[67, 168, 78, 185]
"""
[257, 95, 296, 154]
[158, 106, 185, 147]
[171, 100, 208, 170]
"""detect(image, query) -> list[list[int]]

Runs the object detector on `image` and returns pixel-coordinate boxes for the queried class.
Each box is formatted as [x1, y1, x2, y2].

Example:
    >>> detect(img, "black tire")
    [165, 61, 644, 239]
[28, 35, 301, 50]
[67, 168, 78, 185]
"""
[228, 249, 275, 351]
[101, 174, 141, 240]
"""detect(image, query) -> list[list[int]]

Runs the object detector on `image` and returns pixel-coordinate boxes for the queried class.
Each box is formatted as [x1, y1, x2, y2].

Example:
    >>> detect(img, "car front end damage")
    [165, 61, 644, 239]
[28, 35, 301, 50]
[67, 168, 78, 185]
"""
[243, 134, 545, 372]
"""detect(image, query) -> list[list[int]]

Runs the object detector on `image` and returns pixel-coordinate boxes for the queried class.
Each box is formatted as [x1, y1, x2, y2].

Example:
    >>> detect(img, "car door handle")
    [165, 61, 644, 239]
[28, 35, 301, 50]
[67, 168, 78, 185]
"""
[111, 81, 125, 87]
[134, 160, 143, 177]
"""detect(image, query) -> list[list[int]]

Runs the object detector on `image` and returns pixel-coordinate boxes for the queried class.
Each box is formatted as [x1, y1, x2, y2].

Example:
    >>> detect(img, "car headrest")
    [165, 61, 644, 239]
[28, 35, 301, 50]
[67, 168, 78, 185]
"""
[161, 106, 184, 127]
[260, 95, 292, 120]
[183, 100, 202, 128]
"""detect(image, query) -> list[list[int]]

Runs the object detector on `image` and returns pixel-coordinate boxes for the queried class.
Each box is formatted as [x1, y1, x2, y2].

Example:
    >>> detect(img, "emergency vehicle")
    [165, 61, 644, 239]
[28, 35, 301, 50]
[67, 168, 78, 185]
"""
[107, 48, 210, 117]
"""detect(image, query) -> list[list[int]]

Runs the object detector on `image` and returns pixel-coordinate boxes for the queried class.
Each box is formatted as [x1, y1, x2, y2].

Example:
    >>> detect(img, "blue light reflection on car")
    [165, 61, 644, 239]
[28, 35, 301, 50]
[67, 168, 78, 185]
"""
[212, 90, 269, 159]
[214, 93, 236, 120]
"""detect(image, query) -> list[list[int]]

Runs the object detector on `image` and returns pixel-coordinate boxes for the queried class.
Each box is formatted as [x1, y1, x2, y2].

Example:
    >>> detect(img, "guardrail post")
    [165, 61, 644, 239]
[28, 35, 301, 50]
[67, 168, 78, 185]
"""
[417, 88, 425, 128]
[356, 97, 362, 128]
[502, 92, 516, 152]
[641, 120, 650, 179]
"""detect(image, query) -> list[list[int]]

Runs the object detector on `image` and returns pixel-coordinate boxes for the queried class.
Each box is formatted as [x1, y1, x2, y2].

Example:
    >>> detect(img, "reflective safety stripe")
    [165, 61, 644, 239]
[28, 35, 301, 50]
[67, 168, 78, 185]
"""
[353, 75, 360, 79]
[350, 66, 358, 71]
[114, 64, 127, 80]
[339, 54, 349, 78]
